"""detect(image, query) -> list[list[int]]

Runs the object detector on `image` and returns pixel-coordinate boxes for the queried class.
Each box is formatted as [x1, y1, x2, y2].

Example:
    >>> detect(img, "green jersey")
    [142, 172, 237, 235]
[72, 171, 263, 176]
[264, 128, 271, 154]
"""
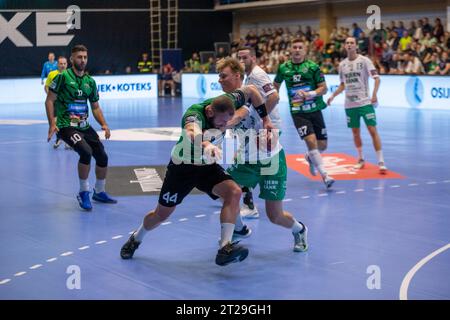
[171, 91, 246, 164]
[49, 68, 99, 130]
[274, 60, 327, 114]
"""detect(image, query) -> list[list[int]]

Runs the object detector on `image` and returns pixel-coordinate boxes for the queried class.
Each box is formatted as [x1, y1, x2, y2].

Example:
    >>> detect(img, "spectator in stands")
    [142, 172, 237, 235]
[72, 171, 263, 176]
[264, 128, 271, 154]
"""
[160, 63, 175, 97]
[41, 52, 58, 85]
[125, 66, 132, 74]
[413, 19, 424, 40]
[137, 53, 153, 73]
[435, 51, 450, 75]
[404, 51, 424, 74]
[424, 52, 440, 74]
[185, 52, 202, 73]
[422, 17, 433, 35]
[357, 32, 369, 55]
[433, 18, 444, 40]
[352, 23, 363, 39]
[216, 46, 227, 59]
[399, 30, 413, 51]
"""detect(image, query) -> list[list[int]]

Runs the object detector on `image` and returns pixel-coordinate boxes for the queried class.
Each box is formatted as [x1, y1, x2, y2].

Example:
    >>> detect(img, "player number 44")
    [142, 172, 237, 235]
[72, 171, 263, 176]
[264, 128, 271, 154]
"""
[162, 192, 178, 204]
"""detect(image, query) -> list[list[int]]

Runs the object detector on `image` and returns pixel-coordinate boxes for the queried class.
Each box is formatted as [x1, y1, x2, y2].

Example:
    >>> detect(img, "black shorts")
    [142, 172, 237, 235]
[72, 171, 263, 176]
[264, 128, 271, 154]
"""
[292, 110, 327, 140]
[59, 126, 103, 149]
[58, 126, 107, 166]
[158, 161, 233, 207]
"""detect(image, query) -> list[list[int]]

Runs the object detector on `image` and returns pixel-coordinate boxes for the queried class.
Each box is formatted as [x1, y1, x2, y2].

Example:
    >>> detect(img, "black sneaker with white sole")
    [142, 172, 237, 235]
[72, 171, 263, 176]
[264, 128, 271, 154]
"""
[120, 234, 141, 259]
[215, 242, 249, 266]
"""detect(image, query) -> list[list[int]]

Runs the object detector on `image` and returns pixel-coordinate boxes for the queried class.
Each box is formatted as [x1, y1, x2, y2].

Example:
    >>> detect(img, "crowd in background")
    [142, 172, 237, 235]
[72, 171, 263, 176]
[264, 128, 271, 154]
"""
[184, 17, 450, 76]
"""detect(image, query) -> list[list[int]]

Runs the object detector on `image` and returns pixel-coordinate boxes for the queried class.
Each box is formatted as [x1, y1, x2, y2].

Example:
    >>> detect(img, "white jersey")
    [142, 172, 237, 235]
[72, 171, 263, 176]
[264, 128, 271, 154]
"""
[233, 105, 282, 162]
[245, 65, 282, 129]
[338, 55, 379, 109]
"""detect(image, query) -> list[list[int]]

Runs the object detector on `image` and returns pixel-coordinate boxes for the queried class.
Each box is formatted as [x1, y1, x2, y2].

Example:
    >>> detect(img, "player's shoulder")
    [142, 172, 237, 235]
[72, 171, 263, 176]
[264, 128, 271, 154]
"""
[278, 60, 291, 71]
[358, 55, 373, 64]
[249, 66, 270, 81]
[305, 59, 320, 69]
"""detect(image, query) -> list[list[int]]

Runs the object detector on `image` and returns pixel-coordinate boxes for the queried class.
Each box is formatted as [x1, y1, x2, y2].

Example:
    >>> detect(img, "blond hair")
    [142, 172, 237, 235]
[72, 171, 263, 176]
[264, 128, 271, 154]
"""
[216, 57, 244, 79]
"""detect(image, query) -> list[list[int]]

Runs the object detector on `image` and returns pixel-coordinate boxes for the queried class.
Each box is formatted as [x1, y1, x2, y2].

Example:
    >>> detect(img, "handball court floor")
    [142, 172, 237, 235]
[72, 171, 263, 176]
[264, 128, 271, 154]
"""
[0, 97, 448, 300]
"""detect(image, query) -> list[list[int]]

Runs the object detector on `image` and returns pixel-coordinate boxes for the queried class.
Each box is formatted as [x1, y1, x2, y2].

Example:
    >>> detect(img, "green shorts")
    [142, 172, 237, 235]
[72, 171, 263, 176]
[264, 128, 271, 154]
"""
[226, 149, 287, 201]
[345, 104, 377, 128]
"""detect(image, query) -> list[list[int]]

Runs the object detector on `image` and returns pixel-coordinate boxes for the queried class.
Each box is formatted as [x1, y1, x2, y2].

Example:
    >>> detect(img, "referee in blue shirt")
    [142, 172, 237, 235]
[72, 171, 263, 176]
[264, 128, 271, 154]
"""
[41, 52, 58, 84]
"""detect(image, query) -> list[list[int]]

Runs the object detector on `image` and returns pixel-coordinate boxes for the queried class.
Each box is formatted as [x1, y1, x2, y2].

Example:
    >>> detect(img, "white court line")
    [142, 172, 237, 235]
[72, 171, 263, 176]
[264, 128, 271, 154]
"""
[372, 187, 384, 190]
[408, 183, 419, 186]
[179, 218, 188, 222]
[129, 231, 134, 235]
[426, 181, 437, 185]
[390, 185, 400, 188]
[46, 257, 57, 262]
[0, 279, 11, 285]
[161, 221, 172, 225]
[213, 211, 220, 215]
[301, 196, 310, 199]
[336, 191, 346, 194]
[14, 272, 26, 277]
[195, 214, 206, 218]
[112, 235, 123, 240]
[399, 243, 450, 300]
[78, 246, 90, 251]
[318, 194, 328, 197]
[60, 251, 73, 256]
[283, 198, 292, 202]
[354, 189, 364, 192]
[29, 264, 42, 270]
[95, 240, 107, 245]
[443, 180, 450, 183]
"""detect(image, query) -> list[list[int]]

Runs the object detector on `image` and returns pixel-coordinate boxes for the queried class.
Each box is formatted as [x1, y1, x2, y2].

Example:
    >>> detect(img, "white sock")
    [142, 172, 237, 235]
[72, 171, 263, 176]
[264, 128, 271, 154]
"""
[133, 223, 148, 242]
[234, 213, 244, 231]
[376, 150, 384, 164]
[291, 220, 304, 234]
[79, 179, 89, 192]
[220, 223, 235, 248]
[95, 179, 106, 193]
[308, 149, 327, 177]
[357, 147, 364, 160]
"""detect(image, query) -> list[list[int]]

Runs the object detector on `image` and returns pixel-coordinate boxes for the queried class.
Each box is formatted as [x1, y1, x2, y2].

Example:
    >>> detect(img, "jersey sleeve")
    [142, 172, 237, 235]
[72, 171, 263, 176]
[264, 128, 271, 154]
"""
[252, 71, 276, 97]
[48, 73, 64, 94]
[224, 89, 246, 109]
[338, 63, 345, 83]
[365, 58, 379, 79]
[274, 64, 284, 84]
[89, 79, 100, 103]
[182, 108, 206, 130]
[312, 64, 326, 84]
[45, 71, 55, 88]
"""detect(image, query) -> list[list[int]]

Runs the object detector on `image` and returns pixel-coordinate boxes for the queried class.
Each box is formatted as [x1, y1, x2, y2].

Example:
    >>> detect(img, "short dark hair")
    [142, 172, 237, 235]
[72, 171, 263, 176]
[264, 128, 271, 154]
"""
[210, 95, 235, 116]
[291, 38, 303, 45]
[238, 46, 256, 57]
[71, 44, 88, 54]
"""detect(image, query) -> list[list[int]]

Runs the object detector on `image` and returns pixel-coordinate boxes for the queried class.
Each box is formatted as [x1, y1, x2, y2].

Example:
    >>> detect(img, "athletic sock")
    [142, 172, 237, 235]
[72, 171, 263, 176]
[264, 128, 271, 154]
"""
[291, 220, 304, 234]
[95, 179, 106, 193]
[219, 223, 235, 248]
[133, 223, 148, 242]
[79, 179, 89, 192]
[308, 149, 327, 177]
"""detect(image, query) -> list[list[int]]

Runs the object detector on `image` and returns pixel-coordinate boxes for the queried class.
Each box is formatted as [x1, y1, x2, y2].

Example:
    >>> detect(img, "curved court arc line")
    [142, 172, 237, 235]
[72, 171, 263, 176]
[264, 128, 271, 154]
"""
[399, 243, 450, 300]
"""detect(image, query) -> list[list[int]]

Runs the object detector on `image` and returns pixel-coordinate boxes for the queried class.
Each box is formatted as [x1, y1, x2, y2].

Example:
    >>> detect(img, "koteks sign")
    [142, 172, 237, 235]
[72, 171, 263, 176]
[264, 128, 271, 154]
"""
[0, 74, 158, 104]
